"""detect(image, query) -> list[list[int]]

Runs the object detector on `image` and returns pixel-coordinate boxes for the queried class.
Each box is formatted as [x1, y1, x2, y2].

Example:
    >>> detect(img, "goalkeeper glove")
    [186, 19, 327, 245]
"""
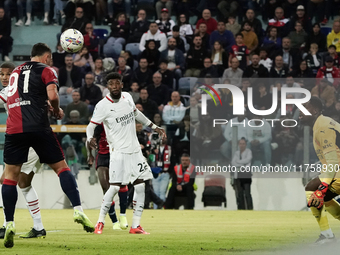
[308, 182, 329, 209]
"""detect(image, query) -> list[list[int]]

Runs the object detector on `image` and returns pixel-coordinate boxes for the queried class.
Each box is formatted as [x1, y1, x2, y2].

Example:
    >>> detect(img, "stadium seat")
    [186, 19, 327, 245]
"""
[321, 27, 332, 36]
[178, 77, 198, 95]
[60, 94, 73, 107]
[125, 43, 141, 57]
[181, 95, 190, 107]
[103, 43, 123, 59]
[202, 175, 227, 207]
[93, 29, 109, 39]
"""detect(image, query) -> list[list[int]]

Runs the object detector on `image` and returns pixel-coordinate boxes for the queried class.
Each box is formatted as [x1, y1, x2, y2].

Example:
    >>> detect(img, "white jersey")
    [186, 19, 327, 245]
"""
[0, 86, 9, 111]
[90, 92, 141, 153]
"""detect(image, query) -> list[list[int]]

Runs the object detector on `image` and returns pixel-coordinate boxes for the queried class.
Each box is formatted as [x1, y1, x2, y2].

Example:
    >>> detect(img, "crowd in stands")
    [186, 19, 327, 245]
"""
[2, 0, 340, 208]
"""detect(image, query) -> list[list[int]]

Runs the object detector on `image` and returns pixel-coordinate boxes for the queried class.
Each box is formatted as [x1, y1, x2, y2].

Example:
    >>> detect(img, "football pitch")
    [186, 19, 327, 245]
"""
[0, 209, 340, 254]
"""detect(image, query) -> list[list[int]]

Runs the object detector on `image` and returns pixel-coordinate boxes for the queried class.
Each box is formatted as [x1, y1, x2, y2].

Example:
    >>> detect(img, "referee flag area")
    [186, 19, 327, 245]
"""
[1, 209, 337, 255]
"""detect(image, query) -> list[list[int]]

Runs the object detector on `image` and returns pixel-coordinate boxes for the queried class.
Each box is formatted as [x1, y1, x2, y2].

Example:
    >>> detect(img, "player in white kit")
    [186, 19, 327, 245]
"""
[0, 62, 46, 239]
[86, 72, 166, 234]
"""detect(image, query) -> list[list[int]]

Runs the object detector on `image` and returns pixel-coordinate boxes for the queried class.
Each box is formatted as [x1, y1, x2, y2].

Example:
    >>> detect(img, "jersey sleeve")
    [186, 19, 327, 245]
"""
[90, 101, 106, 125]
[41, 66, 59, 87]
[0, 86, 8, 104]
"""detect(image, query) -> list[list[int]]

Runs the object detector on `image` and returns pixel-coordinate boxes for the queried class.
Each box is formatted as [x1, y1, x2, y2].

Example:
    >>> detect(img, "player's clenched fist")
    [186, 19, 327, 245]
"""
[308, 182, 329, 209]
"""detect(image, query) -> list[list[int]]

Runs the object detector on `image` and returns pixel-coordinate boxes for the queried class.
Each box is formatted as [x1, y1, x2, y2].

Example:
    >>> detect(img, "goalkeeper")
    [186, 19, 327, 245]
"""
[300, 96, 340, 245]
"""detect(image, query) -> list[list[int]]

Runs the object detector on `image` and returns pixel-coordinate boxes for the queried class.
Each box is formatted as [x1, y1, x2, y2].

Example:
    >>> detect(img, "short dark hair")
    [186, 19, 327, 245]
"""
[106, 72, 122, 82]
[309, 96, 323, 112]
[159, 59, 168, 65]
[235, 33, 243, 38]
[239, 137, 247, 143]
[329, 45, 336, 50]
[0, 62, 15, 70]
[31, 43, 51, 58]
[181, 153, 190, 159]
[65, 54, 73, 58]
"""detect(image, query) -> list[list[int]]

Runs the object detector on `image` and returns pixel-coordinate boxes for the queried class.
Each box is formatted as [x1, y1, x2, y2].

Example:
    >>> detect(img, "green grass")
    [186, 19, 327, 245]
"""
[0, 209, 339, 254]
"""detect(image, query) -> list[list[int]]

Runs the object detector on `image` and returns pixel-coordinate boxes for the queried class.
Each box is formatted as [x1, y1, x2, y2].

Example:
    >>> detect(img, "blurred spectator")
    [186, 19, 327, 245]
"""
[140, 40, 161, 73]
[307, 0, 326, 24]
[136, 89, 159, 120]
[253, 83, 272, 110]
[268, 7, 290, 37]
[160, 38, 185, 80]
[241, 22, 258, 53]
[147, 73, 169, 111]
[153, 113, 164, 127]
[269, 55, 289, 80]
[195, 9, 218, 35]
[220, 115, 249, 162]
[209, 21, 235, 52]
[129, 9, 150, 43]
[259, 48, 273, 71]
[291, 60, 314, 90]
[282, 0, 301, 20]
[211, 41, 229, 76]
[52, 0, 66, 25]
[288, 21, 307, 49]
[316, 56, 340, 89]
[12, 0, 49, 26]
[95, 0, 106, 25]
[231, 138, 253, 210]
[324, 45, 340, 68]
[73, 46, 95, 73]
[195, 23, 210, 50]
[289, 5, 312, 33]
[177, 14, 194, 39]
[304, 43, 322, 76]
[243, 54, 269, 78]
[156, 8, 175, 36]
[139, 22, 168, 52]
[156, 0, 173, 19]
[136, 103, 144, 112]
[327, 20, 340, 52]
[129, 82, 140, 103]
[131, 58, 153, 89]
[262, 26, 282, 55]
[114, 56, 132, 90]
[65, 90, 89, 124]
[162, 91, 186, 125]
[172, 116, 190, 163]
[150, 136, 171, 209]
[79, 73, 103, 112]
[170, 25, 186, 54]
[222, 57, 243, 87]
[186, 96, 200, 125]
[306, 23, 327, 52]
[59, 55, 82, 94]
[226, 15, 241, 37]
[242, 9, 263, 41]
[158, 60, 175, 90]
[107, 12, 130, 48]
[263, 0, 281, 21]
[62, 7, 90, 34]
[241, 79, 251, 106]
[121, 51, 134, 70]
[64, 0, 94, 21]
[65, 110, 82, 124]
[93, 58, 106, 85]
[164, 154, 195, 209]
[229, 33, 249, 71]
[184, 35, 208, 77]
[200, 57, 218, 78]
[52, 42, 66, 69]
[282, 75, 303, 99]
[274, 94, 300, 121]
[84, 23, 99, 61]
[247, 118, 272, 165]
[0, 7, 12, 61]
[272, 37, 301, 70]
[107, 0, 132, 21]
[217, 0, 238, 20]
[311, 79, 336, 109]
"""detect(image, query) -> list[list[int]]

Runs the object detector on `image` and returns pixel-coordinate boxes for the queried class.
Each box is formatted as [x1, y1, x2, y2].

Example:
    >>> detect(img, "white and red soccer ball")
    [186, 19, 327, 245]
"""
[60, 29, 84, 53]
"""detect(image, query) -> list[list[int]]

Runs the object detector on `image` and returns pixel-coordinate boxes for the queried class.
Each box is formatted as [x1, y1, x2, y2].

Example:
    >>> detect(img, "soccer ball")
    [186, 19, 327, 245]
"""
[60, 29, 84, 53]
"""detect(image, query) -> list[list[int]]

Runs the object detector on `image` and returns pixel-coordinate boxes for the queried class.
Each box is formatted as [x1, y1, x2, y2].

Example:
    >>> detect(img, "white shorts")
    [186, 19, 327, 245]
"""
[21, 147, 43, 175]
[109, 150, 153, 185]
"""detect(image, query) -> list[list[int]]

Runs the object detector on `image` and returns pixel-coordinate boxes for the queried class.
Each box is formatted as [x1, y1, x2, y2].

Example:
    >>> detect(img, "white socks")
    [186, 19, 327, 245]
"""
[98, 185, 120, 223]
[131, 183, 145, 229]
[21, 185, 44, 231]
